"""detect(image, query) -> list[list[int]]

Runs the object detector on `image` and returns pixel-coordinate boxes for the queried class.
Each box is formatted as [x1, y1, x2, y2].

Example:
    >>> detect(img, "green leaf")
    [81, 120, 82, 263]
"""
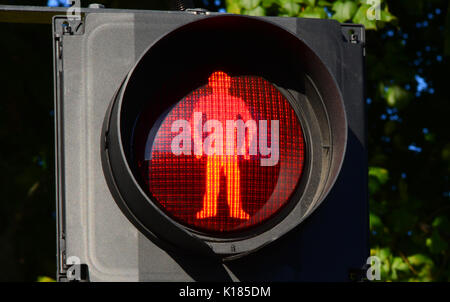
[384, 85, 410, 109]
[240, 0, 262, 10]
[408, 254, 433, 266]
[376, 247, 392, 276]
[426, 229, 448, 254]
[368, 178, 379, 195]
[369, 166, 389, 184]
[380, 9, 395, 23]
[408, 254, 435, 281]
[391, 257, 409, 272]
[226, 0, 242, 14]
[317, 0, 332, 7]
[244, 6, 266, 16]
[369, 166, 389, 195]
[432, 216, 450, 232]
[37, 276, 56, 282]
[295, 0, 316, 6]
[369, 212, 383, 230]
[331, 0, 357, 23]
[352, 4, 377, 30]
[262, 0, 277, 8]
[378, 247, 392, 261]
[304, 0, 316, 7]
[280, 0, 301, 16]
[298, 6, 327, 19]
[390, 256, 409, 281]
[424, 131, 436, 143]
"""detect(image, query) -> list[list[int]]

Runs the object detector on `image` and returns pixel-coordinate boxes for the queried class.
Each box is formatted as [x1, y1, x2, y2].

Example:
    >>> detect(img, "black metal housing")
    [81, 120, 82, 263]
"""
[53, 9, 367, 281]
[102, 15, 348, 257]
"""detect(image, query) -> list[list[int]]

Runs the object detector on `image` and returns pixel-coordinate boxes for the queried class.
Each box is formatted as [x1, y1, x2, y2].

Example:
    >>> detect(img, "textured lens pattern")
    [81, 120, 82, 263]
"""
[138, 72, 305, 233]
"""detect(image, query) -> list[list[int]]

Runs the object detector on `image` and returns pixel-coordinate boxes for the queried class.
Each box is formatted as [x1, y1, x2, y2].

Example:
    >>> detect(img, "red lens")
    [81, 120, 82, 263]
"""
[136, 72, 305, 233]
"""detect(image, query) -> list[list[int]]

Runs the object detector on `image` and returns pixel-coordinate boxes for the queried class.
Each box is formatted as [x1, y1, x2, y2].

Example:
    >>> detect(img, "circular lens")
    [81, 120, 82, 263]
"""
[133, 71, 305, 233]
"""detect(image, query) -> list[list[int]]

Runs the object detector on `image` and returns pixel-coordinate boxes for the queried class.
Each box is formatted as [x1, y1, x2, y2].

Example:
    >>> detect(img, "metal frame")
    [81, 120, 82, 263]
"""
[49, 8, 367, 282]
[102, 14, 348, 258]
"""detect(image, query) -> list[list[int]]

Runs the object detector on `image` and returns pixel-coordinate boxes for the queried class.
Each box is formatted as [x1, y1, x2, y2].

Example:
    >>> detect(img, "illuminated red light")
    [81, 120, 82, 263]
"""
[136, 71, 305, 233]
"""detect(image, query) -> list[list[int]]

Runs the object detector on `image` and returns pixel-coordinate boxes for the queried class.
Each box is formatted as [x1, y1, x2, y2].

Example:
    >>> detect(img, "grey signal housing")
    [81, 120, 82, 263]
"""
[54, 9, 368, 281]
[102, 14, 348, 257]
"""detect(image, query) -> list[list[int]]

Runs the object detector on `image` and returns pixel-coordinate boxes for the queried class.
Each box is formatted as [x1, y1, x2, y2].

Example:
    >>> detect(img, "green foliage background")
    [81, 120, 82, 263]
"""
[0, 0, 449, 281]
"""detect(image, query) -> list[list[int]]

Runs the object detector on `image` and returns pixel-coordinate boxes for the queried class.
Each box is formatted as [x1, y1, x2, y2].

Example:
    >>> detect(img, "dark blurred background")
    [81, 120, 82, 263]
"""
[0, 0, 448, 281]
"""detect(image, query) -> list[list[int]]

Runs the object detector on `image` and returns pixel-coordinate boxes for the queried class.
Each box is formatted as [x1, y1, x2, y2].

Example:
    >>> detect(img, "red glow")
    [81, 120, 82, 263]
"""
[193, 72, 252, 221]
[137, 72, 305, 233]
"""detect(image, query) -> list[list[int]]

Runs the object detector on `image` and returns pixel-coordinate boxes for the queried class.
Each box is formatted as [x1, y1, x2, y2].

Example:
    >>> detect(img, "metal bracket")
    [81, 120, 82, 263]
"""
[54, 16, 85, 36]
[341, 24, 366, 45]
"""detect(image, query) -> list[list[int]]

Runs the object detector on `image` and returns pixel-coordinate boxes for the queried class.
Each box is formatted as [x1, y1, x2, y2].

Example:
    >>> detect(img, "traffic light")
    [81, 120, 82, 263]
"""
[54, 7, 368, 282]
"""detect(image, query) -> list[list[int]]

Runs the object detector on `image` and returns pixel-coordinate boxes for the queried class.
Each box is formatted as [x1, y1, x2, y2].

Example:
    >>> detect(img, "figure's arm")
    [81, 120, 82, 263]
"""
[239, 101, 253, 122]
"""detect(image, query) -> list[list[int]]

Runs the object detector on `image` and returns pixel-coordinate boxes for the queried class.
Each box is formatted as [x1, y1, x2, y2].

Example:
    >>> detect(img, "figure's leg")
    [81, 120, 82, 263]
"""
[196, 155, 221, 219]
[225, 156, 250, 220]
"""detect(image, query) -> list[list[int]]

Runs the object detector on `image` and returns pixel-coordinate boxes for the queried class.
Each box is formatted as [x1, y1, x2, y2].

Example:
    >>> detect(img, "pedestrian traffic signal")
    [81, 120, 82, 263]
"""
[131, 70, 305, 234]
[55, 8, 368, 281]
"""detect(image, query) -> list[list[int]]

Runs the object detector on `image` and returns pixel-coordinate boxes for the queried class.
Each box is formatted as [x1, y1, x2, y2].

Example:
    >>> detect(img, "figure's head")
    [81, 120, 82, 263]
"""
[208, 71, 231, 94]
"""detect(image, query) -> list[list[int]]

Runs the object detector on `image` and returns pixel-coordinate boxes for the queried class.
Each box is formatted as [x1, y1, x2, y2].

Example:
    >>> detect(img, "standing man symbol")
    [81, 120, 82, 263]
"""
[192, 71, 253, 220]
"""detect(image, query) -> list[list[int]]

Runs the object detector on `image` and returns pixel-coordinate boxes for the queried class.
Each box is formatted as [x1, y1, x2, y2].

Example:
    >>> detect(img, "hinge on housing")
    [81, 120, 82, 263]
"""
[341, 24, 366, 56]
[54, 16, 85, 36]
[341, 24, 365, 45]
[62, 18, 84, 35]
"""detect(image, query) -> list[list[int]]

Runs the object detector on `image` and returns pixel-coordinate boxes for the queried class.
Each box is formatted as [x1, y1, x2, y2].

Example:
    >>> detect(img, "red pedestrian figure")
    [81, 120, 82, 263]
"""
[191, 71, 253, 220]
